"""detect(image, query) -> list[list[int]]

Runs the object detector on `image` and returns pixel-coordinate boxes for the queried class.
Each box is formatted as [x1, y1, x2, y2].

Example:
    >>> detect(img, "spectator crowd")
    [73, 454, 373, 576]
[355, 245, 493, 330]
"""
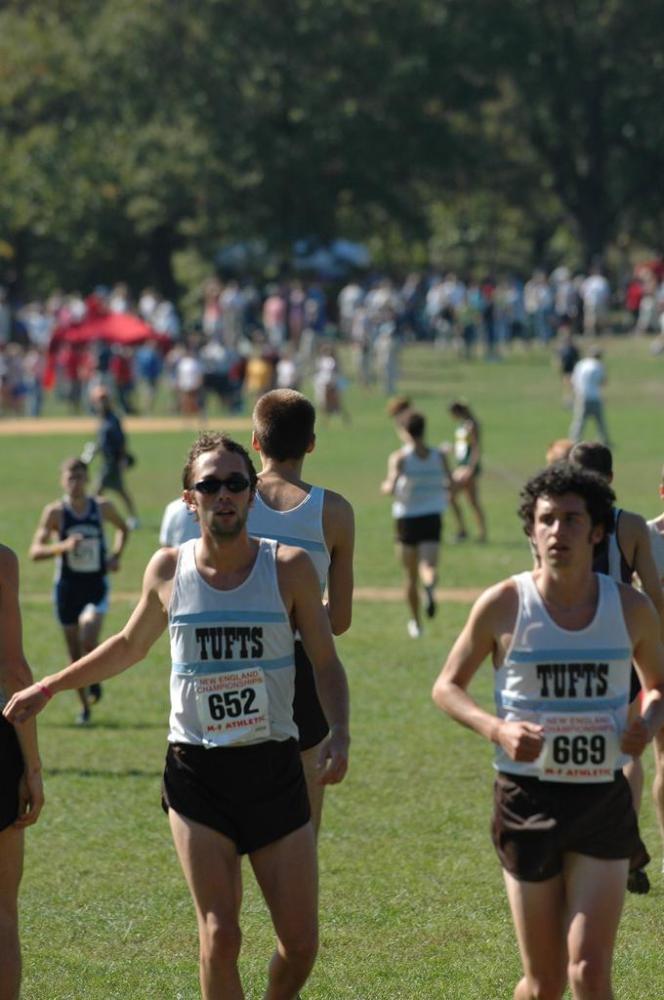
[1, 257, 663, 419]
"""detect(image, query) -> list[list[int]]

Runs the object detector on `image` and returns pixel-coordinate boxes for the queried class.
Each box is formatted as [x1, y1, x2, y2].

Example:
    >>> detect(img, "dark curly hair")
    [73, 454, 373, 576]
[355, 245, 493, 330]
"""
[518, 461, 615, 538]
[182, 432, 257, 494]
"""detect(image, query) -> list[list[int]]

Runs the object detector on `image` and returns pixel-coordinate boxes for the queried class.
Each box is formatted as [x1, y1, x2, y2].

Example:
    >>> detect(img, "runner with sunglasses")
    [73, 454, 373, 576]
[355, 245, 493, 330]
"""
[248, 388, 355, 833]
[4, 432, 350, 1000]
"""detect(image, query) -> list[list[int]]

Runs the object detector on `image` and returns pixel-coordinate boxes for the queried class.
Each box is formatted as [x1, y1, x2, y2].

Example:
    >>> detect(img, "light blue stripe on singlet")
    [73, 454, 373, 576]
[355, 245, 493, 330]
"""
[171, 610, 287, 625]
[509, 647, 631, 664]
[251, 532, 326, 553]
[497, 692, 629, 713]
[173, 654, 293, 676]
[410, 482, 443, 493]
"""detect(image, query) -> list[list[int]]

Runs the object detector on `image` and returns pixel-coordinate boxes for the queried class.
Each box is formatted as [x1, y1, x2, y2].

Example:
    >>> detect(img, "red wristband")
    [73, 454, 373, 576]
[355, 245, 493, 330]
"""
[37, 682, 53, 701]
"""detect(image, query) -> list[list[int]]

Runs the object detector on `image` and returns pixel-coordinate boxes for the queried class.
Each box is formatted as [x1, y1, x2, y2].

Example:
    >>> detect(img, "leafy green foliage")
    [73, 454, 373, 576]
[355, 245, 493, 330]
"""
[2, 2, 664, 293]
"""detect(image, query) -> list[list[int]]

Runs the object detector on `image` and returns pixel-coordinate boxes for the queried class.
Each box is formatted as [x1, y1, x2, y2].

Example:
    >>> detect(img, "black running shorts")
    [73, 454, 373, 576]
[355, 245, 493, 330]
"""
[162, 737, 310, 855]
[0, 715, 23, 832]
[395, 513, 442, 546]
[293, 640, 329, 752]
[491, 770, 648, 882]
[54, 576, 108, 626]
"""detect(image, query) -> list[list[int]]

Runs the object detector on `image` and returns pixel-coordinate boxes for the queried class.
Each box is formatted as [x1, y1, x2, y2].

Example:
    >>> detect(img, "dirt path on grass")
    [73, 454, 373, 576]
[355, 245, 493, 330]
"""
[0, 416, 252, 435]
[11, 417, 482, 605]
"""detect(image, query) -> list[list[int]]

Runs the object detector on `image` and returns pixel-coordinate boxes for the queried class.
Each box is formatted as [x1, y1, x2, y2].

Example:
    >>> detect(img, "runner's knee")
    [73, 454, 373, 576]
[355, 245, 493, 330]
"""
[279, 925, 318, 968]
[567, 956, 609, 996]
[199, 913, 242, 965]
[521, 975, 565, 1000]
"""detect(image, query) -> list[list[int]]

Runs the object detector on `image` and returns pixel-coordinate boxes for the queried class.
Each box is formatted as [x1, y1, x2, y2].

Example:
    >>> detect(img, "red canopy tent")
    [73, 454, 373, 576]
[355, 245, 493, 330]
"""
[49, 312, 172, 350]
[44, 299, 173, 388]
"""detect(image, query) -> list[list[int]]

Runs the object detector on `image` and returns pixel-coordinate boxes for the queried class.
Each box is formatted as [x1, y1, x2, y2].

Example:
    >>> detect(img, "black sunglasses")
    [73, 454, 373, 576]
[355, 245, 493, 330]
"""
[193, 474, 251, 495]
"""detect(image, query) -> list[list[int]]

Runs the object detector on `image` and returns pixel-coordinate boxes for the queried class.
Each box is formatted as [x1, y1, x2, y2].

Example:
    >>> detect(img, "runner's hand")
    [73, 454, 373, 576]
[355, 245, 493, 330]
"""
[14, 769, 45, 828]
[3, 684, 51, 725]
[316, 728, 349, 785]
[496, 720, 544, 762]
[62, 533, 84, 553]
[620, 717, 650, 757]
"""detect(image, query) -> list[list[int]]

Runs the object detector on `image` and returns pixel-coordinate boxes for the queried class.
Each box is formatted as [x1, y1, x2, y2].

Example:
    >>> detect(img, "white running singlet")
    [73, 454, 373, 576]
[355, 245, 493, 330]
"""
[392, 445, 448, 519]
[168, 538, 297, 748]
[494, 571, 632, 782]
[248, 487, 330, 595]
[647, 519, 664, 578]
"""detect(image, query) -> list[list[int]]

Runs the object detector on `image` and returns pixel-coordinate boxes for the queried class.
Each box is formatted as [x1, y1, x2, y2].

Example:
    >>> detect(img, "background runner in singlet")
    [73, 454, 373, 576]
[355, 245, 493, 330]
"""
[28, 457, 128, 724]
[570, 441, 664, 892]
[382, 408, 450, 638]
[249, 388, 354, 832]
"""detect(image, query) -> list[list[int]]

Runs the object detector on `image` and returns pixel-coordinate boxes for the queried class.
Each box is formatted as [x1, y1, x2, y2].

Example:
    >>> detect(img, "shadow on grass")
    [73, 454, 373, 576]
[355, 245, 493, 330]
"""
[45, 767, 162, 779]
[45, 721, 165, 731]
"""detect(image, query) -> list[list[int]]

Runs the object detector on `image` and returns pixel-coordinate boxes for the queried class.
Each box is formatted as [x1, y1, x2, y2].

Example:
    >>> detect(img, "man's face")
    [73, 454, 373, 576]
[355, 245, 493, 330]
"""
[531, 492, 604, 569]
[61, 466, 88, 499]
[186, 448, 253, 541]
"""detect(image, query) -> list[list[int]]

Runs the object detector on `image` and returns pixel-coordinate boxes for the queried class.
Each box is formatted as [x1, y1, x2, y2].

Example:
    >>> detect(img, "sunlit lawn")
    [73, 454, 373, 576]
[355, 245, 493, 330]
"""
[5, 335, 664, 997]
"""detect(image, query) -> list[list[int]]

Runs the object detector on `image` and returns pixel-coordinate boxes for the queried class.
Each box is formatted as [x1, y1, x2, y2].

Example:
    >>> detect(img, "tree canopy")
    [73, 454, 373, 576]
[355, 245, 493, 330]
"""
[1, 0, 663, 298]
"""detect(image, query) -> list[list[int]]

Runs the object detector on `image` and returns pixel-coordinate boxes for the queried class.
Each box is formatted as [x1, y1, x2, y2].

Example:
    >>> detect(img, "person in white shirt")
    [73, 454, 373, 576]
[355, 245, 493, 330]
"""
[381, 409, 451, 637]
[569, 347, 611, 445]
[159, 497, 200, 547]
[581, 269, 610, 336]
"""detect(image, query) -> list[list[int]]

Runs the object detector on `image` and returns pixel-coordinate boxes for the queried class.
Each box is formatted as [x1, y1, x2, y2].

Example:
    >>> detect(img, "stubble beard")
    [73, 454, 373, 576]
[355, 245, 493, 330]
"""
[208, 506, 248, 541]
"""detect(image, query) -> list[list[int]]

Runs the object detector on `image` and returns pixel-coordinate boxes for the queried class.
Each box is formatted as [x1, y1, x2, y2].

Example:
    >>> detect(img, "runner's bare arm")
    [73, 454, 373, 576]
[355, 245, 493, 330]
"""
[28, 504, 79, 560]
[323, 491, 355, 635]
[628, 512, 664, 639]
[620, 586, 664, 756]
[278, 547, 350, 785]
[467, 423, 481, 474]
[438, 447, 453, 484]
[432, 581, 544, 762]
[380, 450, 403, 495]
[0, 546, 44, 826]
[3, 549, 175, 725]
[99, 497, 130, 570]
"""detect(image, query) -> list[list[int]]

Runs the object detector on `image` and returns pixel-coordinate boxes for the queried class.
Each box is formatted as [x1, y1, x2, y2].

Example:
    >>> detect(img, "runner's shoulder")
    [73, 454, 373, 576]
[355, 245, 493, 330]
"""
[275, 541, 312, 570]
[0, 544, 18, 576]
[322, 488, 355, 537]
[145, 545, 179, 584]
[42, 498, 66, 522]
[469, 578, 519, 629]
[616, 580, 657, 620]
[618, 507, 649, 540]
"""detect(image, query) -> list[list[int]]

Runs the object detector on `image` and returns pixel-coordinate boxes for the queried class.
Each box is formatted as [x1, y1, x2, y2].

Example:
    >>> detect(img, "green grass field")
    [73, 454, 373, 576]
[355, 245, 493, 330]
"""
[4, 337, 664, 998]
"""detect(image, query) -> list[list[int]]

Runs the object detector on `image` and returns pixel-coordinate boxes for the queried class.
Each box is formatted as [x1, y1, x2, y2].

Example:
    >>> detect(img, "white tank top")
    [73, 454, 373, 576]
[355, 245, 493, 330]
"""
[647, 519, 664, 578]
[247, 486, 330, 594]
[392, 445, 448, 519]
[495, 571, 632, 781]
[168, 537, 297, 747]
